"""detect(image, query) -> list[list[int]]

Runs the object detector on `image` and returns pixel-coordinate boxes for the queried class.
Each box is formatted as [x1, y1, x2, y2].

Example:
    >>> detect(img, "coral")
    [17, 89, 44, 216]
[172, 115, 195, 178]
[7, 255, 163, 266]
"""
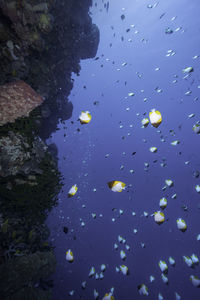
[0, 151, 62, 223]
[0, 80, 43, 126]
[0, 251, 56, 299]
[0, 131, 48, 177]
[38, 13, 53, 34]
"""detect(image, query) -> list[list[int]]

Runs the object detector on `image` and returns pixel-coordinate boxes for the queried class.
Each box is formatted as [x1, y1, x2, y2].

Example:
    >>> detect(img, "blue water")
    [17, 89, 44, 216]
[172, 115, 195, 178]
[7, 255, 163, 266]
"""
[47, 0, 200, 299]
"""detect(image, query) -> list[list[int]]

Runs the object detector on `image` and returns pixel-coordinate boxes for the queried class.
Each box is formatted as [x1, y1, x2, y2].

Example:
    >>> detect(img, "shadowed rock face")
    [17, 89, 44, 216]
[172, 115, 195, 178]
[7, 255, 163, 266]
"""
[0, 1, 99, 298]
[0, 251, 56, 299]
[0, 0, 100, 138]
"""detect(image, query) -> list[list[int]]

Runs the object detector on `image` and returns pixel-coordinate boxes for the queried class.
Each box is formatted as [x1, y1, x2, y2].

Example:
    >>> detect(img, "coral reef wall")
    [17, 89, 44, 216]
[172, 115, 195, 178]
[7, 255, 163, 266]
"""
[0, 0, 99, 138]
[0, 0, 99, 299]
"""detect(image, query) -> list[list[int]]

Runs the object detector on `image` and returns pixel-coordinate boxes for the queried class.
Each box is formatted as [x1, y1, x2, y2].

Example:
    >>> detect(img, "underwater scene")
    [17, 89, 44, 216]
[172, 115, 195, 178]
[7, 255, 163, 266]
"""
[0, 0, 200, 299]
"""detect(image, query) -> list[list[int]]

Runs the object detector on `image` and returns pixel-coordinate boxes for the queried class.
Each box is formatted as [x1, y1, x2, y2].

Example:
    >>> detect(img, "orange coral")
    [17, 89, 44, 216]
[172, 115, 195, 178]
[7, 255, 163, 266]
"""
[0, 81, 43, 126]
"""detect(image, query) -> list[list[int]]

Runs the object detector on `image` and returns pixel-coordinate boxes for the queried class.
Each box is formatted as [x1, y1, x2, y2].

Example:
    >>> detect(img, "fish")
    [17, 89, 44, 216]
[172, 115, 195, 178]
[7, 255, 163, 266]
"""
[154, 211, 165, 224]
[138, 284, 148, 296]
[159, 260, 168, 273]
[103, 293, 115, 300]
[107, 181, 126, 192]
[79, 111, 92, 124]
[66, 249, 74, 262]
[68, 184, 78, 197]
[149, 109, 162, 127]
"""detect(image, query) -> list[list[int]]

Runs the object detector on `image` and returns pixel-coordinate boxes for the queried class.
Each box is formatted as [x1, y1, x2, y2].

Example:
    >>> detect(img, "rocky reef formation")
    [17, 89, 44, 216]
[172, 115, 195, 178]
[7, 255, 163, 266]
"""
[0, 80, 43, 126]
[0, 0, 99, 138]
[0, 0, 99, 298]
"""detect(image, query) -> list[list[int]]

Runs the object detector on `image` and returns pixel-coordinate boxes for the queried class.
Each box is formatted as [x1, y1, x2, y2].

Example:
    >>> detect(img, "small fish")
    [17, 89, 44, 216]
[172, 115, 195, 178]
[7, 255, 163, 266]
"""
[68, 184, 78, 197]
[159, 260, 168, 273]
[79, 111, 92, 124]
[154, 211, 165, 224]
[159, 197, 167, 209]
[149, 109, 162, 127]
[66, 249, 74, 262]
[120, 265, 129, 275]
[102, 293, 114, 300]
[107, 181, 126, 192]
[182, 66, 193, 73]
[177, 218, 187, 232]
[141, 118, 149, 127]
[138, 284, 148, 296]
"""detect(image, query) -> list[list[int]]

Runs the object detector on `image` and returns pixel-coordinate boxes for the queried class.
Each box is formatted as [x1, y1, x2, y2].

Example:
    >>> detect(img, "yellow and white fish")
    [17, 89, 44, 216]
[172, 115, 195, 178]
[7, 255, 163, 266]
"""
[107, 181, 126, 192]
[138, 284, 148, 296]
[177, 218, 187, 231]
[66, 249, 74, 262]
[165, 179, 173, 187]
[159, 197, 167, 209]
[79, 111, 92, 124]
[154, 211, 165, 224]
[168, 256, 175, 266]
[149, 109, 162, 128]
[159, 260, 168, 273]
[161, 273, 168, 284]
[190, 275, 200, 287]
[120, 265, 129, 275]
[183, 256, 193, 267]
[195, 185, 200, 193]
[102, 293, 115, 300]
[182, 66, 193, 73]
[141, 118, 149, 127]
[68, 184, 78, 198]
[149, 146, 157, 153]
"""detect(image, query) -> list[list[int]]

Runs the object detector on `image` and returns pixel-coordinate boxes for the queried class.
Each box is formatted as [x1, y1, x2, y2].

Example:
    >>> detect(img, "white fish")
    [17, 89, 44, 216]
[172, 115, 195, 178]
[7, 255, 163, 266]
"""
[177, 218, 187, 231]
[141, 118, 149, 127]
[79, 111, 92, 124]
[183, 256, 193, 267]
[193, 124, 200, 134]
[81, 281, 86, 289]
[190, 275, 200, 287]
[175, 292, 181, 300]
[94, 289, 99, 299]
[158, 293, 164, 300]
[120, 265, 129, 275]
[168, 256, 175, 266]
[107, 181, 126, 192]
[120, 250, 126, 260]
[138, 284, 148, 296]
[161, 273, 168, 284]
[102, 293, 115, 300]
[159, 260, 168, 272]
[149, 146, 157, 153]
[182, 67, 193, 73]
[165, 179, 173, 187]
[195, 185, 200, 193]
[149, 109, 162, 127]
[159, 198, 167, 209]
[171, 140, 180, 146]
[68, 184, 78, 197]
[154, 211, 165, 224]
[114, 243, 118, 250]
[66, 249, 74, 262]
[191, 254, 199, 264]
[150, 275, 155, 282]
[89, 266, 95, 277]
[101, 264, 106, 271]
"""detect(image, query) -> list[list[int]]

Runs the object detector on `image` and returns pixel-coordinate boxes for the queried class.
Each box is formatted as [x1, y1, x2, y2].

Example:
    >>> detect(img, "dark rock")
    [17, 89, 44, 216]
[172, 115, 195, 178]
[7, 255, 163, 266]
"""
[0, 251, 56, 299]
